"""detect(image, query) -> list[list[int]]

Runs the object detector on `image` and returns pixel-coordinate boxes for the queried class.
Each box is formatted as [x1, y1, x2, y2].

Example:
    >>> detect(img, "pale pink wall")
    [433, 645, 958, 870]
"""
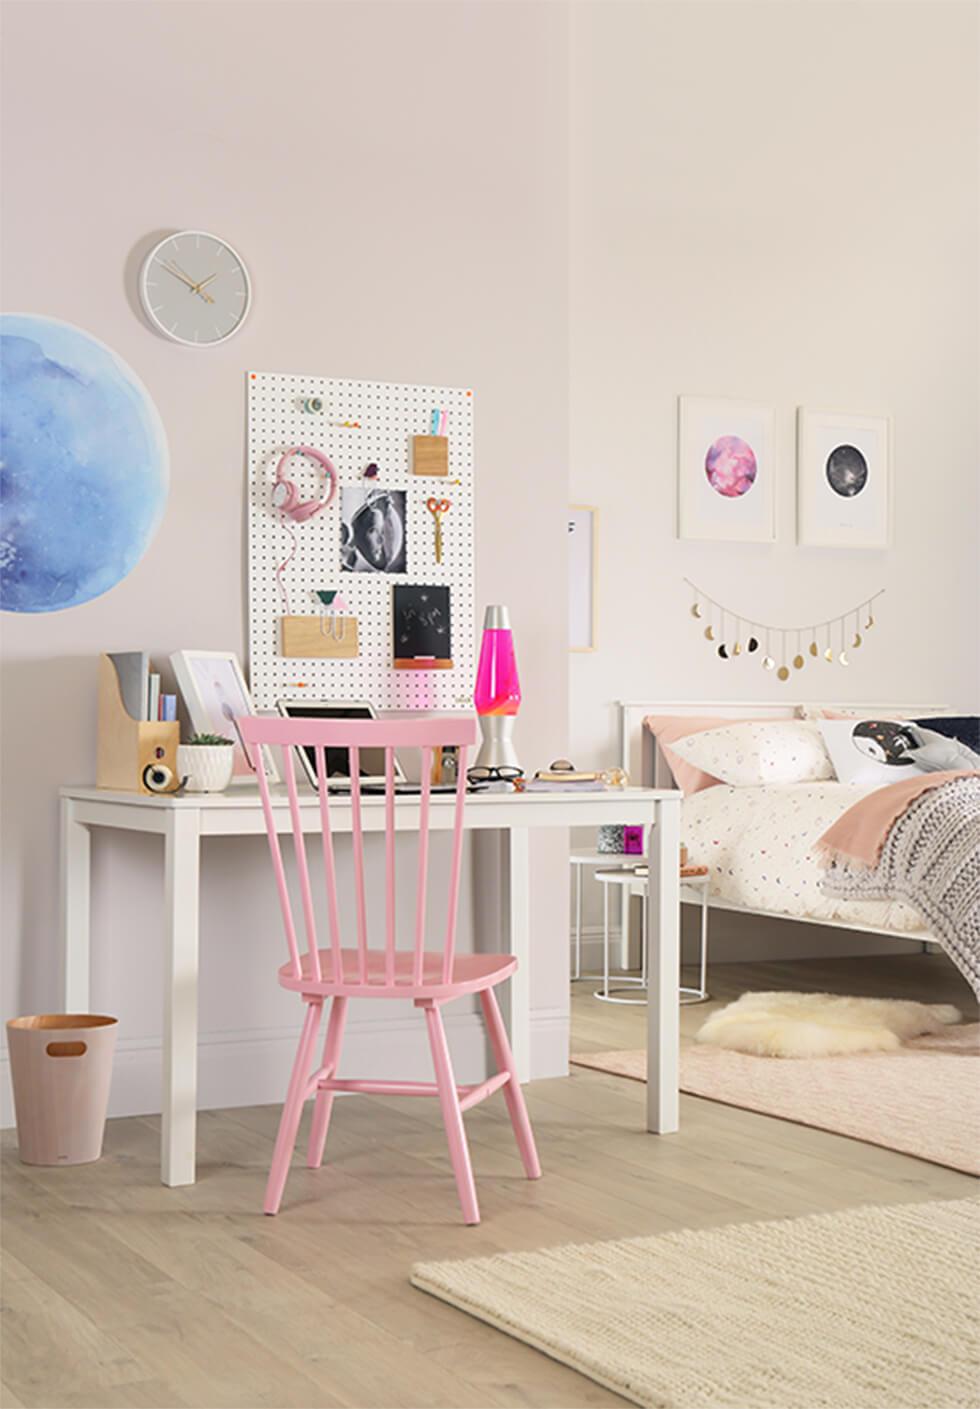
[0, 0, 570, 1117]
[567, 0, 979, 950]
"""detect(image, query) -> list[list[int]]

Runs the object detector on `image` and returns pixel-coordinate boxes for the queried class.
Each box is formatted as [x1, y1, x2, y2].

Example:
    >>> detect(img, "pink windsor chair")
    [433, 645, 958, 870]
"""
[236, 713, 541, 1224]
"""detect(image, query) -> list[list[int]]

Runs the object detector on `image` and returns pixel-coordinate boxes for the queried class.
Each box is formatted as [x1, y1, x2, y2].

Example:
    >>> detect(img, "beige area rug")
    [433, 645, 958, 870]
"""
[571, 1022, 980, 1175]
[413, 1197, 980, 1409]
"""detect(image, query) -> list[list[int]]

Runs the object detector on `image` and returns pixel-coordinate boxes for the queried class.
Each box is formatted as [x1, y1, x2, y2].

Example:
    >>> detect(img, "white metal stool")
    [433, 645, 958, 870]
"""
[570, 849, 636, 978]
[593, 866, 711, 1006]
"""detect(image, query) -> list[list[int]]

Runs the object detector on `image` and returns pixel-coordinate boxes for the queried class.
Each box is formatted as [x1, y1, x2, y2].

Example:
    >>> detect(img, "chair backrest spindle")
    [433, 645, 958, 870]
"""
[442, 745, 469, 984]
[414, 746, 433, 984]
[283, 741, 321, 982]
[314, 744, 343, 985]
[384, 746, 396, 986]
[253, 749, 303, 979]
[348, 746, 369, 983]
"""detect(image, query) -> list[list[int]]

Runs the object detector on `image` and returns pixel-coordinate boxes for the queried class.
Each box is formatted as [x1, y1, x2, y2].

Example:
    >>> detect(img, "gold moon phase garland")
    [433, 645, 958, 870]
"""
[685, 578, 884, 679]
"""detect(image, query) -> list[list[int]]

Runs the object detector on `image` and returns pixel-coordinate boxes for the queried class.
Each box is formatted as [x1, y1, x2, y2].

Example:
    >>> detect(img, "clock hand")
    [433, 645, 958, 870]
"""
[163, 259, 215, 304]
[161, 260, 196, 290]
[191, 273, 219, 294]
[171, 263, 217, 302]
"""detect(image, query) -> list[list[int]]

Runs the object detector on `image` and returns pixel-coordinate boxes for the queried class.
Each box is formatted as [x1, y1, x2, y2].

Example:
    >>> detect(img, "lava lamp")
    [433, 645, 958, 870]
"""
[473, 605, 522, 771]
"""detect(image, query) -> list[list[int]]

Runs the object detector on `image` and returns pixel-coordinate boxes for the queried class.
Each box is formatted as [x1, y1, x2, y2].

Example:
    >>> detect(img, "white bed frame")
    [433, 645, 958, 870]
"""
[619, 700, 944, 945]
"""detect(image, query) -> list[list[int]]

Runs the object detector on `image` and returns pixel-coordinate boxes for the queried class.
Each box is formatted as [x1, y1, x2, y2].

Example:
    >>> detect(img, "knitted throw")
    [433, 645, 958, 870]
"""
[820, 776, 980, 999]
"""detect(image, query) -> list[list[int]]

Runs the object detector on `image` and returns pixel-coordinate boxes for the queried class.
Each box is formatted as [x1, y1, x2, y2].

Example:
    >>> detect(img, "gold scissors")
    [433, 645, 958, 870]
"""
[426, 496, 451, 563]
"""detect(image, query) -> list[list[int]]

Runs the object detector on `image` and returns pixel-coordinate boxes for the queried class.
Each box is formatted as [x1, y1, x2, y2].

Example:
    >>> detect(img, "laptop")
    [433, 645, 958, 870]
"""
[275, 700, 458, 794]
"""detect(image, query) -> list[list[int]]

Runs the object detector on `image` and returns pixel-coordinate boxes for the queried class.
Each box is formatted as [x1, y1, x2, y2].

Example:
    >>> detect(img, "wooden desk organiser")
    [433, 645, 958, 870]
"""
[97, 654, 179, 793]
[411, 435, 449, 477]
[281, 615, 359, 659]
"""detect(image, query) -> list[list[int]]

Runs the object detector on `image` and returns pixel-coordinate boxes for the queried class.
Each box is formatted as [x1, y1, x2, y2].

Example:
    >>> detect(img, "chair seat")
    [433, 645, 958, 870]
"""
[278, 947, 518, 999]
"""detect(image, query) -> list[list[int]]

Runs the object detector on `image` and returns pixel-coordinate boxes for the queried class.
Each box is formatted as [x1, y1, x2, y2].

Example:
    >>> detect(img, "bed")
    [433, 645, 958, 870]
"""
[619, 700, 948, 947]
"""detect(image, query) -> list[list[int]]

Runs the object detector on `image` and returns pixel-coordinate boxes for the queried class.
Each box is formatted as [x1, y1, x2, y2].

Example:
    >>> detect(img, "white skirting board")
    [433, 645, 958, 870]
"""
[571, 920, 910, 968]
[0, 1009, 569, 1130]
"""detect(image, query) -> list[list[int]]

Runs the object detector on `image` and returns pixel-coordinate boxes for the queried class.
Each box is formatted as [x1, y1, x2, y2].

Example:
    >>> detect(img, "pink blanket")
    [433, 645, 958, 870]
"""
[816, 770, 980, 868]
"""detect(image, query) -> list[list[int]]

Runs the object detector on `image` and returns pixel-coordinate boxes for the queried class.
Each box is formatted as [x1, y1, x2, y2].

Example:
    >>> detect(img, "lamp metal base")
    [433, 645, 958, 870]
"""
[474, 715, 521, 772]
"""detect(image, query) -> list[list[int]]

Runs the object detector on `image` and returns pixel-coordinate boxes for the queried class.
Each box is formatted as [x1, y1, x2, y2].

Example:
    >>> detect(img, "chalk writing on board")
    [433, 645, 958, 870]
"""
[393, 584, 452, 661]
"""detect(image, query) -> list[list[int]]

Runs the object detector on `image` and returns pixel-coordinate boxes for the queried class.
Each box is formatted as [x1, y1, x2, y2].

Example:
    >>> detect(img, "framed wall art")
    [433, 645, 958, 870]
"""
[797, 409, 890, 548]
[677, 396, 775, 543]
[170, 649, 278, 784]
[568, 504, 597, 651]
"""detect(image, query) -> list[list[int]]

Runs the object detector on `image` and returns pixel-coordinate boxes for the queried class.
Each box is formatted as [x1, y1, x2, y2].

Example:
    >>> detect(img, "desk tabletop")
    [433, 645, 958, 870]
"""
[61, 783, 679, 809]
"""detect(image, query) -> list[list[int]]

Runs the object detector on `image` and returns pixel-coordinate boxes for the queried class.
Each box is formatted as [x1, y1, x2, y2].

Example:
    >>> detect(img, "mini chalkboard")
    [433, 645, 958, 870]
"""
[393, 584, 453, 671]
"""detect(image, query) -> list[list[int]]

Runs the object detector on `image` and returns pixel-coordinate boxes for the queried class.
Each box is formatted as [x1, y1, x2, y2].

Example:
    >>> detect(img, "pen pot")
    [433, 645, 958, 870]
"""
[412, 435, 449, 477]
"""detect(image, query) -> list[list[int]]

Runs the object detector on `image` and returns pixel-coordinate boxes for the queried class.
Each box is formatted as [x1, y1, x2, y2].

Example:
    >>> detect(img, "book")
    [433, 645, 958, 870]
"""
[630, 864, 709, 878]
[534, 769, 603, 783]
[148, 674, 161, 724]
[522, 779, 607, 793]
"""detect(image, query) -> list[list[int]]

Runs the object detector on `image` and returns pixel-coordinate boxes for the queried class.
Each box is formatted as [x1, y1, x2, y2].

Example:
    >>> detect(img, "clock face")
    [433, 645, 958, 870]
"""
[140, 231, 251, 346]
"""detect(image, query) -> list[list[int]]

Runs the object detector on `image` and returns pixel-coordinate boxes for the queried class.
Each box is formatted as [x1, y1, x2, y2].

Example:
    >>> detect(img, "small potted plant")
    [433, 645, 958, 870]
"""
[176, 733, 236, 793]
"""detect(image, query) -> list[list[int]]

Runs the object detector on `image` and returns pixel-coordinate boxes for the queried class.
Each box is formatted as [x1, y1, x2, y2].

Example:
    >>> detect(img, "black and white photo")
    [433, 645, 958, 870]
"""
[340, 487, 407, 573]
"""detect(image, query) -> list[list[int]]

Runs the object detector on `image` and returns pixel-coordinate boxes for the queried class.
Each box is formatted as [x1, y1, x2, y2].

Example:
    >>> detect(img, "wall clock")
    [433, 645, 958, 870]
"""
[139, 230, 251, 346]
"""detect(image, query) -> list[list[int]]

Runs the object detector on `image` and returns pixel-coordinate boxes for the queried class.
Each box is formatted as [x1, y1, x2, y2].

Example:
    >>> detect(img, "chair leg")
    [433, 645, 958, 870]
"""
[423, 1004, 480, 1226]
[480, 987, 542, 1180]
[264, 1000, 322, 1216]
[307, 996, 348, 1169]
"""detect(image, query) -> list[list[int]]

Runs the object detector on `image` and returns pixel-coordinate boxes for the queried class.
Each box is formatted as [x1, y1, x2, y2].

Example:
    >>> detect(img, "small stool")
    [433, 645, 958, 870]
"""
[593, 866, 711, 1006]
[570, 849, 635, 979]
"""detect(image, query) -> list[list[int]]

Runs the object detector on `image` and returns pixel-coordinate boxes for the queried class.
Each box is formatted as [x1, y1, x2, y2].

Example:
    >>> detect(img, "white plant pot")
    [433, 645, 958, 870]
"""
[176, 745, 235, 793]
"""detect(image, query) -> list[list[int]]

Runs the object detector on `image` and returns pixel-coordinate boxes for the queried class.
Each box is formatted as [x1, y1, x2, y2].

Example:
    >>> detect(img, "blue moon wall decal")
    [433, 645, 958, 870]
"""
[0, 315, 169, 612]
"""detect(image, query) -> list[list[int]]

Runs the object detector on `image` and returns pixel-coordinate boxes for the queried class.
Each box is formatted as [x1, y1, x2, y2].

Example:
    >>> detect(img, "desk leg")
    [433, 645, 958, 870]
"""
[646, 798, 680, 1134]
[162, 810, 201, 1187]
[502, 827, 531, 1084]
[60, 798, 92, 1012]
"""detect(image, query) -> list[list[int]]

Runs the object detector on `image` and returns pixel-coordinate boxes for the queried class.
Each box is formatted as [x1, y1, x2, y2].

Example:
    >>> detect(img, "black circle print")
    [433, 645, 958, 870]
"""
[825, 444, 868, 498]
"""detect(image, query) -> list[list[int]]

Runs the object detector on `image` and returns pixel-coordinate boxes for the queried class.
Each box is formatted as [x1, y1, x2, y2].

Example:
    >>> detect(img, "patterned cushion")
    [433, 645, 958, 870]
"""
[669, 721, 834, 787]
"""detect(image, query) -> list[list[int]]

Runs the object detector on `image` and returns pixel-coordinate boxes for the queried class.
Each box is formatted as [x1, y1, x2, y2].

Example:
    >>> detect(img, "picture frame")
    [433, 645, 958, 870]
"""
[339, 486, 408, 574]
[797, 409, 890, 549]
[568, 504, 598, 651]
[677, 396, 776, 543]
[170, 649, 279, 784]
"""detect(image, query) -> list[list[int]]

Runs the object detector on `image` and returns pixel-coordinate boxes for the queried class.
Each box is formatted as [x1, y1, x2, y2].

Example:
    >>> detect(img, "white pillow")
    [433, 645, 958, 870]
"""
[669, 720, 833, 787]
[817, 718, 927, 787]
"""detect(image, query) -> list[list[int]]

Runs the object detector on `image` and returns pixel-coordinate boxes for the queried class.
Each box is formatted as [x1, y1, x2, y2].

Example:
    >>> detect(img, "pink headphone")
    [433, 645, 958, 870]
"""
[271, 445, 337, 522]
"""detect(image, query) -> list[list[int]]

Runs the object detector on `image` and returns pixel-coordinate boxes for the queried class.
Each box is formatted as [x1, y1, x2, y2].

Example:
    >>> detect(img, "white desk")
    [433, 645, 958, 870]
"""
[59, 784, 681, 1186]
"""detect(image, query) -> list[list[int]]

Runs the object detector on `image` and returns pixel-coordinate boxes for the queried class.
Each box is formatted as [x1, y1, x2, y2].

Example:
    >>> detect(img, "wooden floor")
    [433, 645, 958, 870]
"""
[2, 954, 976, 1409]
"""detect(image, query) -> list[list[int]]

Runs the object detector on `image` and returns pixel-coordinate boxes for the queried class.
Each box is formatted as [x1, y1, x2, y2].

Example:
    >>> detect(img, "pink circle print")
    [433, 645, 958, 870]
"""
[705, 435, 757, 498]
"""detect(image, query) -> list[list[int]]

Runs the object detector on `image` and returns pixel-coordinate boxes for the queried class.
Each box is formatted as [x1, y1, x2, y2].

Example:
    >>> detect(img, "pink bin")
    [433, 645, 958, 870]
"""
[6, 1014, 118, 1165]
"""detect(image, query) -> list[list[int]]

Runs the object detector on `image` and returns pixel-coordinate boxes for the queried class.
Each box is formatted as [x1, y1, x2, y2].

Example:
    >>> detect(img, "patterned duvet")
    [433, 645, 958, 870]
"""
[681, 782, 926, 934]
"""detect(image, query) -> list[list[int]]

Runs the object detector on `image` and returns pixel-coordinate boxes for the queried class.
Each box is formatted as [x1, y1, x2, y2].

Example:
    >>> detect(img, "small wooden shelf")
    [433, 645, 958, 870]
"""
[393, 657, 454, 671]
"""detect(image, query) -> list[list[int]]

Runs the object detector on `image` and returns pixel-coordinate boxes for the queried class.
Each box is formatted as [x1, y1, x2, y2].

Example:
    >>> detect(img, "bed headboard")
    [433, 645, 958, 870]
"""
[620, 701, 951, 789]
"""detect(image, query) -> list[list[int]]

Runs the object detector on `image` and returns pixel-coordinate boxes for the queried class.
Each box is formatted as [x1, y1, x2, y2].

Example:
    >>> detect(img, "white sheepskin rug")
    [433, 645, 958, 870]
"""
[696, 991, 962, 1058]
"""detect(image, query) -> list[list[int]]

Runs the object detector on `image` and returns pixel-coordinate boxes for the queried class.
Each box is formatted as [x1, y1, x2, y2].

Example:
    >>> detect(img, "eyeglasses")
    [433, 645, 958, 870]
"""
[467, 765, 524, 784]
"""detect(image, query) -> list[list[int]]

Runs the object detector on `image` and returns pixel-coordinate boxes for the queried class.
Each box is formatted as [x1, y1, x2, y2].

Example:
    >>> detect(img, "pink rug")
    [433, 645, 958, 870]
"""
[572, 1023, 980, 1175]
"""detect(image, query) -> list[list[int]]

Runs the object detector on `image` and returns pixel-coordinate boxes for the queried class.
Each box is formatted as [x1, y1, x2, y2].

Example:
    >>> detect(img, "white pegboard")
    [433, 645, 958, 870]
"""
[247, 372, 475, 711]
